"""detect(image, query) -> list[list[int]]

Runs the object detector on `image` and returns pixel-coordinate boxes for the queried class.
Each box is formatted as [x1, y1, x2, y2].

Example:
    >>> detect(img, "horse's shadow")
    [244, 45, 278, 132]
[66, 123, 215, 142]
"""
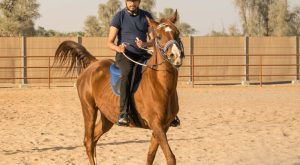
[2, 137, 202, 155]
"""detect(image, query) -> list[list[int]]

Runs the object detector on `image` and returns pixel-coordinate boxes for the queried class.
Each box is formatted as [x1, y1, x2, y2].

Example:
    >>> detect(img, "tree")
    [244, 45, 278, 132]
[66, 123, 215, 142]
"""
[227, 24, 242, 36]
[35, 26, 84, 37]
[177, 22, 196, 37]
[268, 0, 290, 36]
[233, 0, 300, 36]
[0, 0, 40, 36]
[289, 6, 300, 35]
[84, 16, 102, 37]
[233, 0, 273, 36]
[35, 26, 49, 36]
[84, 0, 121, 37]
[84, 0, 195, 37]
[157, 8, 195, 36]
[98, 0, 121, 36]
[207, 23, 242, 36]
[139, 0, 156, 18]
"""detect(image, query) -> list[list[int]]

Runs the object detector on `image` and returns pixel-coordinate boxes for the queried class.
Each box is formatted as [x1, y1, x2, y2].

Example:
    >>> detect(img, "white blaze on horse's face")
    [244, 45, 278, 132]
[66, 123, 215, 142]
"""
[165, 27, 172, 32]
[170, 44, 183, 67]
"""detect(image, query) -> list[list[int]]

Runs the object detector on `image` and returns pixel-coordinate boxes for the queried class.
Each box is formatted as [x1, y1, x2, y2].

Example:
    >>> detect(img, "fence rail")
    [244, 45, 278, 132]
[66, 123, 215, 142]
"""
[0, 36, 299, 87]
[0, 54, 299, 88]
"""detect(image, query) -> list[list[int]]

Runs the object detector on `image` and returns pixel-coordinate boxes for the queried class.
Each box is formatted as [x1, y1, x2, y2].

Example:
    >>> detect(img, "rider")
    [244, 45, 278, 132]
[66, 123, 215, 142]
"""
[107, 0, 180, 126]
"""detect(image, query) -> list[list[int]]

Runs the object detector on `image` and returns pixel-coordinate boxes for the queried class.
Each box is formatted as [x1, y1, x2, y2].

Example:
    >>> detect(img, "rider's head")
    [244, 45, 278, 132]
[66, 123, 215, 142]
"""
[125, 0, 141, 16]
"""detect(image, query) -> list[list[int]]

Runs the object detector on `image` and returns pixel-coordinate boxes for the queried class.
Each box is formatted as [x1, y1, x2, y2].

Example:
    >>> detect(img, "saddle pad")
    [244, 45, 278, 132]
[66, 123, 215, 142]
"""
[109, 61, 146, 96]
[109, 64, 121, 96]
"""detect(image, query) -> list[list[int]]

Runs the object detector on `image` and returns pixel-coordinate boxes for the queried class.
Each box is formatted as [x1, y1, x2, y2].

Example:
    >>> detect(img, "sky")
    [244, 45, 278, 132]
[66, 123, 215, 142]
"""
[35, 0, 300, 36]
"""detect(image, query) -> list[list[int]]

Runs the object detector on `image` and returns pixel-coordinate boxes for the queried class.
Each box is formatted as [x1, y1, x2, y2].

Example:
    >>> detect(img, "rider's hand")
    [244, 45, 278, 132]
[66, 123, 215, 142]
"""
[135, 37, 146, 48]
[117, 43, 126, 53]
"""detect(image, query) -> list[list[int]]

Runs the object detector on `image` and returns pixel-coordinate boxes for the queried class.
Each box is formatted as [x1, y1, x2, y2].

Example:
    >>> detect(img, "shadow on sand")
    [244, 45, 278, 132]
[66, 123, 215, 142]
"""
[2, 136, 203, 155]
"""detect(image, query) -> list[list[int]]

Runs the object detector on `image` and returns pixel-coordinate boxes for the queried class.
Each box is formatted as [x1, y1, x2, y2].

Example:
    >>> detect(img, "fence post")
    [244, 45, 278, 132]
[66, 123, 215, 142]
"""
[77, 36, 82, 44]
[21, 36, 27, 87]
[189, 36, 193, 86]
[294, 36, 299, 83]
[260, 55, 263, 87]
[48, 56, 51, 88]
[242, 36, 249, 85]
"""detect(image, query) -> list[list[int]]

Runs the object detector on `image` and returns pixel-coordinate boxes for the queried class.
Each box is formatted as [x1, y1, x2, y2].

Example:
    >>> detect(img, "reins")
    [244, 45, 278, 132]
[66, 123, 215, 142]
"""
[121, 22, 184, 70]
[121, 42, 167, 70]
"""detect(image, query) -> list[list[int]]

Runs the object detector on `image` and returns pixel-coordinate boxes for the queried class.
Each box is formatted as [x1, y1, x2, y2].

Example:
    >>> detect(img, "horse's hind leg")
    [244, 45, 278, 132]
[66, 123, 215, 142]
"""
[81, 102, 98, 165]
[93, 112, 113, 159]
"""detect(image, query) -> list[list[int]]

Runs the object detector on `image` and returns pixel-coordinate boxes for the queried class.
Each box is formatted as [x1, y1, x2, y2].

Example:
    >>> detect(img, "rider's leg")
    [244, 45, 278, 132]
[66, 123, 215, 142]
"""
[116, 53, 134, 126]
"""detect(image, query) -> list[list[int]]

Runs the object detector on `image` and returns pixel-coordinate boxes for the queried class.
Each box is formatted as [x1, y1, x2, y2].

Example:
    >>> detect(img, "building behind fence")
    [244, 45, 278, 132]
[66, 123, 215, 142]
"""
[0, 36, 299, 87]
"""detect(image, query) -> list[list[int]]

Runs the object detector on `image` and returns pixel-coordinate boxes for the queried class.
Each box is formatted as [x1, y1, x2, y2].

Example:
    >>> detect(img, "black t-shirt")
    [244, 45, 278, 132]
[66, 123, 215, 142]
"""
[110, 8, 152, 55]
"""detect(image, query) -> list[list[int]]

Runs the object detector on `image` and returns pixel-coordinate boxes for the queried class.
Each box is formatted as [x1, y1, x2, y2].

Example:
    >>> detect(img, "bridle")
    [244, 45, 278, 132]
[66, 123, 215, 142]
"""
[121, 22, 184, 70]
[154, 22, 185, 64]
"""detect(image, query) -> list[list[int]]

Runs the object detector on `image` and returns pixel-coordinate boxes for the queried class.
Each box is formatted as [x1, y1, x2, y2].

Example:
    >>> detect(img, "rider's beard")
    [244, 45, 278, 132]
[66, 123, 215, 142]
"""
[126, 4, 138, 14]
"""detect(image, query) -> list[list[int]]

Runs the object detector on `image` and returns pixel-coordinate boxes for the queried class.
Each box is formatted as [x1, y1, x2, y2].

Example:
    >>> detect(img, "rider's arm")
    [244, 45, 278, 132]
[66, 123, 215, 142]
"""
[136, 27, 155, 48]
[107, 26, 125, 53]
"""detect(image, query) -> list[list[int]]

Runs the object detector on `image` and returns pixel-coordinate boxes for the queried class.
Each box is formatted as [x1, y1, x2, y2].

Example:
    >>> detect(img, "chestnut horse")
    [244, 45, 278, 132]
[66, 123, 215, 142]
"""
[54, 11, 184, 165]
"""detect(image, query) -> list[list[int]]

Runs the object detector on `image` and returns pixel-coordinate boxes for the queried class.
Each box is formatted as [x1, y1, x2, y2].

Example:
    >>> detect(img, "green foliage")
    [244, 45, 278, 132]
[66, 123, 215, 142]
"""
[158, 8, 173, 19]
[0, 0, 40, 36]
[268, 0, 290, 36]
[35, 26, 49, 36]
[289, 6, 300, 35]
[35, 26, 84, 37]
[97, 0, 121, 36]
[84, 0, 195, 37]
[227, 24, 242, 36]
[208, 24, 242, 37]
[84, 16, 102, 37]
[83, 0, 121, 37]
[139, 0, 156, 18]
[140, 0, 155, 12]
[233, 0, 300, 36]
[207, 30, 228, 37]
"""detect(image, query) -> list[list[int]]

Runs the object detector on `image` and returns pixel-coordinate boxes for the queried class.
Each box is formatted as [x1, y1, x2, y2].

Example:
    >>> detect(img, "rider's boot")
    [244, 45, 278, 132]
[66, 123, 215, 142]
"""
[117, 112, 129, 126]
[170, 116, 180, 127]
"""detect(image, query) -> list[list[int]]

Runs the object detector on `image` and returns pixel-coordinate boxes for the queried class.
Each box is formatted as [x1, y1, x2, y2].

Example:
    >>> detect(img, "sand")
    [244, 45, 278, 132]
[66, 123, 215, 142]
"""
[1, 85, 300, 165]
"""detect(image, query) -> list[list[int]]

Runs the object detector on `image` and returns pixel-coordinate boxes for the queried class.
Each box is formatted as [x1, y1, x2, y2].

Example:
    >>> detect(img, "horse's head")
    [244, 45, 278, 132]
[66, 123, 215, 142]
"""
[147, 10, 185, 68]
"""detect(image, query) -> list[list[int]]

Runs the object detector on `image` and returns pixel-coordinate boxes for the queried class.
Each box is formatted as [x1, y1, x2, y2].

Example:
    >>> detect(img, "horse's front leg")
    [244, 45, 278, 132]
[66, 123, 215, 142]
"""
[146, 133, 159, 165]
[152, 125, 175, 165]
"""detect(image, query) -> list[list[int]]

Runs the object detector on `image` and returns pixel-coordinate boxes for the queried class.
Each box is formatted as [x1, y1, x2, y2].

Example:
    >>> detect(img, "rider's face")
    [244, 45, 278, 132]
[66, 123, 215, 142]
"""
[126, 0, 140, 12]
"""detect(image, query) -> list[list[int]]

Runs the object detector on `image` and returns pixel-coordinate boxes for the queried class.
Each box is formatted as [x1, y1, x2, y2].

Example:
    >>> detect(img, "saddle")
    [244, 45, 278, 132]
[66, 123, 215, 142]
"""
[109, 63, 143, 95]
[109, 63, 144, 127]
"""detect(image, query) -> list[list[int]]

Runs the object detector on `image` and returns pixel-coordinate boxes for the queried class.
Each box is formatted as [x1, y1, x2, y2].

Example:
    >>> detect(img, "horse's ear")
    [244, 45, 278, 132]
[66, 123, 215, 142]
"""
[146, 16, 158, 29]
[169, 9, 178, 23]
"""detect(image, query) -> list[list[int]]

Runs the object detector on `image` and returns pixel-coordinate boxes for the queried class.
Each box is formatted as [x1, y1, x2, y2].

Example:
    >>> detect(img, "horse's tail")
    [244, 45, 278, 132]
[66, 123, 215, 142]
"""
[53, 40, 97, 75]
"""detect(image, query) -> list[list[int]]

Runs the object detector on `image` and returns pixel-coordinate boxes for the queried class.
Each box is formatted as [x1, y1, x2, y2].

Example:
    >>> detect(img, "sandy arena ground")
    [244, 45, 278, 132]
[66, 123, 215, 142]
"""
[0, 85, 300, 165]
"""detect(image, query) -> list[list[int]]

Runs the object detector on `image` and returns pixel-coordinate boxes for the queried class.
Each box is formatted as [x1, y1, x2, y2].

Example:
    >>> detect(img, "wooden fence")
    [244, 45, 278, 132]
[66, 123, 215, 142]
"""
[0, 36, 299, 87]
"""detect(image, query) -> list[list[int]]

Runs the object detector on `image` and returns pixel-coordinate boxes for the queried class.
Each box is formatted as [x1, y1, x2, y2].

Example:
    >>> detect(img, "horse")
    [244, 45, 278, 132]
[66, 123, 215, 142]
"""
[53, 10, 184, 165]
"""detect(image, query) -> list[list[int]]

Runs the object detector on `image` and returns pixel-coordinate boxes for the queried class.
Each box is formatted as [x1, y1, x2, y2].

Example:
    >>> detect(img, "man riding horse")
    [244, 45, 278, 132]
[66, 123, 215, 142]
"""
[54, 1, 184, 164]
[107, 0, 180, 126]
